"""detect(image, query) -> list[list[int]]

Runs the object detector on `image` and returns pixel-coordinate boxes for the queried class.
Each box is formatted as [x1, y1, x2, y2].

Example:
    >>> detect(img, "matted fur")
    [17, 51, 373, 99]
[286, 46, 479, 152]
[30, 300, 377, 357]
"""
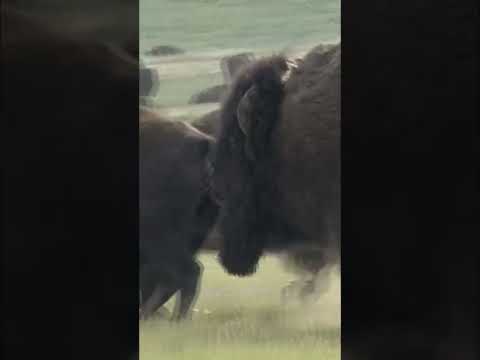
[211, 46, 341, 276]
[210, 56, 292, 275]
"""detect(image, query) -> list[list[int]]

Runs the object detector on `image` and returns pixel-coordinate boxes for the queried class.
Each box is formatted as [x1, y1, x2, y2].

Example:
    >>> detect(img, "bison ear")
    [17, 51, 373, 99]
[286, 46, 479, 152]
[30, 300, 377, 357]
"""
[237, 86, 258, 160]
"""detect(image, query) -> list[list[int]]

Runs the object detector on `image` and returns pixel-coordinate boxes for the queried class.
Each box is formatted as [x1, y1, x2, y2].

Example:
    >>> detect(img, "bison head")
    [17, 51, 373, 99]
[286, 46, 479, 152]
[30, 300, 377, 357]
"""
[209, 56, 290, 276]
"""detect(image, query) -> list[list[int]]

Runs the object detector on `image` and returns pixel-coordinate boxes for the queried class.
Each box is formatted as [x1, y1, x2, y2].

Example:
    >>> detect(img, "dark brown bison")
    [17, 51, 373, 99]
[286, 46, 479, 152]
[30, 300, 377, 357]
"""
[189, 85, 228, 104]
[209, 45, 341, 277]
[190, 48, 340, 300]
[139, 109, 218, 320]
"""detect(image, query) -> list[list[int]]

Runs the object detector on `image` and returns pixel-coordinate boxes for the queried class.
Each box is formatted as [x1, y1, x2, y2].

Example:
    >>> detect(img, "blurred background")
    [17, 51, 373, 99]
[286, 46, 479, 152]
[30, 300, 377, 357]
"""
[140, 0, 339, 119]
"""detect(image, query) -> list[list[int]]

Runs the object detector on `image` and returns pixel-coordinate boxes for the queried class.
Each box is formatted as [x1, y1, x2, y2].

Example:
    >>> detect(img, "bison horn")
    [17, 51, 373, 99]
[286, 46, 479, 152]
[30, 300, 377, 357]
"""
[237, 85, 258, 160]
[237, 85, 257, 136]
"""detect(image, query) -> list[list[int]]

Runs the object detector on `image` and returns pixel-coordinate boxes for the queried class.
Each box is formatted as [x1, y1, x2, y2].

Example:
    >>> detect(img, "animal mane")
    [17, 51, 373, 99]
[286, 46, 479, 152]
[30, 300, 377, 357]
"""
[212, 55, 291, 276]
[215, 55, 288, 140]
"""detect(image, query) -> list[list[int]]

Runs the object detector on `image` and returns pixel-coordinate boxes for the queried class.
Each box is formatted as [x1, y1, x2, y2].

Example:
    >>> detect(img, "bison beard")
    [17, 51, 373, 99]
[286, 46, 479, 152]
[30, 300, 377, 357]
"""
[217, 179, 264, 276]
[213, 56, 291, 276]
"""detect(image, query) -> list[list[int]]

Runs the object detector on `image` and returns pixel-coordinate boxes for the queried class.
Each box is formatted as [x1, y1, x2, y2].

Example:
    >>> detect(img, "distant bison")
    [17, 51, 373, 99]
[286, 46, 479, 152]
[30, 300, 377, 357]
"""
[189, 84, 228, 104]
[210, 44, 341, 276]
[140, 110, 218, 320]
[145, 45, 185, 56]
[189, 52, 257, 105]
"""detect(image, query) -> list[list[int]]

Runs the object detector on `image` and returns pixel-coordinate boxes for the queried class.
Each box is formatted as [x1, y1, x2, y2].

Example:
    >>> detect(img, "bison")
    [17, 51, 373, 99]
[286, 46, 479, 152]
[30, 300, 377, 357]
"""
[192, 118, 330, 302]
[138, 44, 341, 317]
[191, 46, 340, 302]
[209, 44, 341, 277]
[139, 109, 219, 320]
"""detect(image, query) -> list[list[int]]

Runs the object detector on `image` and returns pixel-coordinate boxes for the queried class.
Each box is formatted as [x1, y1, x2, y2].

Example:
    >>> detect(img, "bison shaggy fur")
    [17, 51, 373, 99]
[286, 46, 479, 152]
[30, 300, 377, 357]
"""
[210, 45, 340, 276]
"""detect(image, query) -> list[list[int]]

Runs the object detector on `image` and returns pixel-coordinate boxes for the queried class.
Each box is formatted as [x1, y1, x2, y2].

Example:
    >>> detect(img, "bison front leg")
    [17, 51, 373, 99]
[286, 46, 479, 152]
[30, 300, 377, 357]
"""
[171, 260, 203, 321]
[140, 283, 177, 321]
[139, 263, 178, 320]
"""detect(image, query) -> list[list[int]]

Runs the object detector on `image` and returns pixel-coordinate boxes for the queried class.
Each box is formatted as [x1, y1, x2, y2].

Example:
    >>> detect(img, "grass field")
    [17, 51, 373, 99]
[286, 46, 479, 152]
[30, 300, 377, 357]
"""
[140, 254, 340, 360]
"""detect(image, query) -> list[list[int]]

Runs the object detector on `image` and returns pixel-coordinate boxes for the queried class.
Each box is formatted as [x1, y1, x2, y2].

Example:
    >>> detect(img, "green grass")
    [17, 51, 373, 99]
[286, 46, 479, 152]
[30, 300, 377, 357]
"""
[140, 254, 340, 360]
